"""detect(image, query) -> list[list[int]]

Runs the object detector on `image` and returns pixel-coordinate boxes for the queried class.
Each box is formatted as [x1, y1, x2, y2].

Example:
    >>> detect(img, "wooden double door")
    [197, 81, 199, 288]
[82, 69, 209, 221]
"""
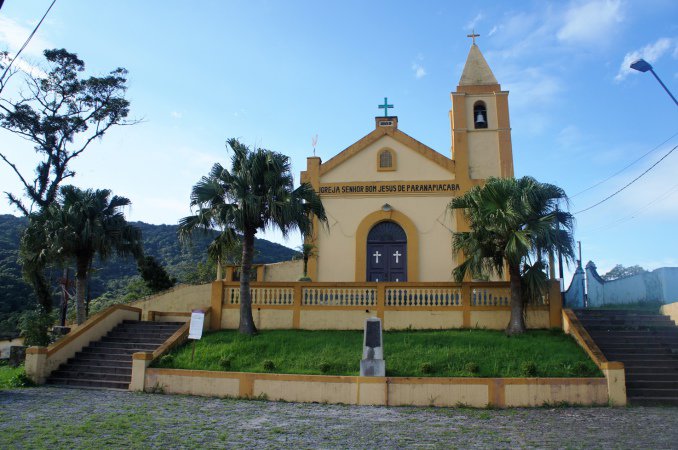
[366, 221, 407, 282]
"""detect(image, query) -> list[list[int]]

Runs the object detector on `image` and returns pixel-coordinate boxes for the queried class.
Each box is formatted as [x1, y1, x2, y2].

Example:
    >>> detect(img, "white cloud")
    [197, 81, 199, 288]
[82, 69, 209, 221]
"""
[411, 63, 426, 79]
[0, 17, 52, 79]
[488, 26, 498, 37]
[465, 13, 484, 31]
[171, 111, 183, 119]
[557, 0, 624, 45]
[615, 38, 677, 81]
[0, 17, 51, 55]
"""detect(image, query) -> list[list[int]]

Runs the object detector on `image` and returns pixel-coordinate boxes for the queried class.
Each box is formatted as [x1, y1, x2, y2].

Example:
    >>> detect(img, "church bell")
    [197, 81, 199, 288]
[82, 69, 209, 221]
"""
[475, 111, 486, 125]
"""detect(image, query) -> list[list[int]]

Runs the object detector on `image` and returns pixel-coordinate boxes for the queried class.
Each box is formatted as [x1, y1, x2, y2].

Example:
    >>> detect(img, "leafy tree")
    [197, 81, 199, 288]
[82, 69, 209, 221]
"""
[601, 264, 647, 281]
[0, 48, 134, 214]
[137, 256, 175, 292]
[449, 176, 575, 335]
[39, 186, 143, 324]
[0, 48, 134, 326]
[179, 138, 327, 335]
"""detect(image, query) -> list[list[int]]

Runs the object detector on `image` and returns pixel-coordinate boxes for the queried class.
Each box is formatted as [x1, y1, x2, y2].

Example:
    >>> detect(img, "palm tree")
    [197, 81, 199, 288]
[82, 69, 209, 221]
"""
[179, 138, 327, 335]
[297, 243, 317, 281]
[449, 176, 575, 335]
[43, 186, 143, 324]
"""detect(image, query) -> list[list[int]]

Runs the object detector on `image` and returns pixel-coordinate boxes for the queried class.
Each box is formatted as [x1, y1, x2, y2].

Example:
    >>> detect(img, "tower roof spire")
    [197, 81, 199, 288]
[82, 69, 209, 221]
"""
[458, 39, 499, 87]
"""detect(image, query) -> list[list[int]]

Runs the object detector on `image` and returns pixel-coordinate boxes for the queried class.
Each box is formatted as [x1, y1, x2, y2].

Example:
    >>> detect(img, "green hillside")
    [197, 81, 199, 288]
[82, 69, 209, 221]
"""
[0, 214, 298, 334]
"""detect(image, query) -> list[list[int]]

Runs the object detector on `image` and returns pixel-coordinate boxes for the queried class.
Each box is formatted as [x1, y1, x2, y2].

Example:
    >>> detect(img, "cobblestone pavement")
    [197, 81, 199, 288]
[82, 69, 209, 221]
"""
[1, 387, 677, 449]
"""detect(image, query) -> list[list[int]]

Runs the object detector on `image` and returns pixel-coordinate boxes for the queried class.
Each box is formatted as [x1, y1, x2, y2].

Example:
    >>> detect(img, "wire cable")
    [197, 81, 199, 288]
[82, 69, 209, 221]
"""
[573, 144, 678, 214]
[587, 183, 678, 232]
[570, 130, 678, 198]
[0, 0, 57, 85]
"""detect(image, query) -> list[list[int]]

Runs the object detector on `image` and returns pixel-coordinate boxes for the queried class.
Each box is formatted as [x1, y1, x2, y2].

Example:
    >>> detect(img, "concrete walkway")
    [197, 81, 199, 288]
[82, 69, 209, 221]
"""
[1, 387, 676, 449]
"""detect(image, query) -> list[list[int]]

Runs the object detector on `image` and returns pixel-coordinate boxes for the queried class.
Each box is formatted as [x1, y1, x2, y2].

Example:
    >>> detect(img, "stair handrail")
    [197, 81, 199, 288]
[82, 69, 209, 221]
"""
[44, 304, 142, 357]
[562, 309, 623, 370]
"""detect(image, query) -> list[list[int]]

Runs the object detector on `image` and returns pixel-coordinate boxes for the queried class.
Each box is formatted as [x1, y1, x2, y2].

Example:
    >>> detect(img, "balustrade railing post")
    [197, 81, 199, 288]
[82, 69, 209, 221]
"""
[293, 283, 302, 329]
[462, 283, 471, 328]
[210, 281, 224, 330]
[377, 284, 386, 323]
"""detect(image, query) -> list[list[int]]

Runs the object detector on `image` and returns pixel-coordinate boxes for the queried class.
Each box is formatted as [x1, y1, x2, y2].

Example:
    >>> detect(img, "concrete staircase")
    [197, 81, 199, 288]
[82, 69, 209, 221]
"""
[46, 320, 184, 390]
[575, 309, 678, 406]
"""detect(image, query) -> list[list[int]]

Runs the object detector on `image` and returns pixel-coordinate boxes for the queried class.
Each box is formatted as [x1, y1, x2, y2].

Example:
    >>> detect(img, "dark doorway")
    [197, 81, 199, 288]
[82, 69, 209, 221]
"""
[366, 221, 407, 282]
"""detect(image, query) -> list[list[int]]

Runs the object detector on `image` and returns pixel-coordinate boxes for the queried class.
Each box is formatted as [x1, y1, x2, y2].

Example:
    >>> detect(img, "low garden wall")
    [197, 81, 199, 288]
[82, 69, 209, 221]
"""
[133, 283, 212, 320]
[562, 309, 626, 406]
[138, 368, 608, 408]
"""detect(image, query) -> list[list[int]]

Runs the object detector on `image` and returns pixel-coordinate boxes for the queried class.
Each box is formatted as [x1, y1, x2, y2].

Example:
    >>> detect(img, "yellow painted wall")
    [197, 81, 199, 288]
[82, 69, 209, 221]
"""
[467, 132, 500, 179]
[254, 379, 356, 404]
[147, 371, 240, 397]
[300, 310, 376, 330]
[316, 196, 455, 281]
[470, 310, 549, 329]
[661, 301, 678, 324]
[253, 309, 294, 329]
[264, 260, 303, 282]
[384, 311, 464, 330]
[142, 369, 611, 408]
[503, 381, 608, 407]
[133, 284, 212, 319]
[321, 135, 453, 183]
[388, 381, 489, 407]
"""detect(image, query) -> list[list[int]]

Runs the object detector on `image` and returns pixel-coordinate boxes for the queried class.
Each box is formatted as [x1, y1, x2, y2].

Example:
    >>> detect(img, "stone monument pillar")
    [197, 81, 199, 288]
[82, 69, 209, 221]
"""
[360, 317, 385, 377]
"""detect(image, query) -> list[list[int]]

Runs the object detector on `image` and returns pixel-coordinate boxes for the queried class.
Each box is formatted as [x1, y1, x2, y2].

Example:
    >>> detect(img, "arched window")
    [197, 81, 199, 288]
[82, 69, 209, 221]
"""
[473, 101, 488, 129]
[377, 149, 396, 171]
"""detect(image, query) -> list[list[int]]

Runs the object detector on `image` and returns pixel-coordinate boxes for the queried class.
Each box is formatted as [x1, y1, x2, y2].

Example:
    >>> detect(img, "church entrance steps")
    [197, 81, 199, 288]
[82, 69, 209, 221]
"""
[46, 320, 183, 390]
[574, 309, 678, 406]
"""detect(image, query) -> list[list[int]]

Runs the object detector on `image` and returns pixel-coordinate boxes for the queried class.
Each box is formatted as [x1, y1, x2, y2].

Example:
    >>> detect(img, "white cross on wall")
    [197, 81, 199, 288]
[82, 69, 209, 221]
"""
[373, 251, 381, 264]
[393, 251, 402, 264]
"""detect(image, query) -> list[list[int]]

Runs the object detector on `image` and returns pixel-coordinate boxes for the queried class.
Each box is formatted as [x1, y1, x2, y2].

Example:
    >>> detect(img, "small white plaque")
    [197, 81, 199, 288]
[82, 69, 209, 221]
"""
[188, 310, 205, 340]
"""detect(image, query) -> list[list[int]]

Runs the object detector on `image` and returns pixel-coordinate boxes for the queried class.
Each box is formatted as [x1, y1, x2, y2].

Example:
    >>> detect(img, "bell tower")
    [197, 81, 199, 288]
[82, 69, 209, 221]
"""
[450, 37, 514, 182]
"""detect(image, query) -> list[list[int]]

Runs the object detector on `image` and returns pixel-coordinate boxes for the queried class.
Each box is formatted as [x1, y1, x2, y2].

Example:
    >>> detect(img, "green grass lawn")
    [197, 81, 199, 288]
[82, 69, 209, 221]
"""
[0, 361, 27, 389]
[153, 329, 602, 378]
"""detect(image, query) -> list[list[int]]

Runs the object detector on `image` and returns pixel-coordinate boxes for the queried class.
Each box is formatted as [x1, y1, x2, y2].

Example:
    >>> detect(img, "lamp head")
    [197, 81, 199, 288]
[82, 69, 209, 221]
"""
[630, 59, 652, 73]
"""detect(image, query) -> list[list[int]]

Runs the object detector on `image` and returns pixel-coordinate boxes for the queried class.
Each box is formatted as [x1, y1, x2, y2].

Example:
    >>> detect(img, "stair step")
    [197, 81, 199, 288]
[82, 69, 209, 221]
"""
[46, 320, 182, 390]
[603, 353, 678, 360]
[628, 396, 678, 406]
[51, 369, 131, 383]
[627, 380, 678, 389]
[91, 342, 160, 351]
[46, 377, 130, 390]
[59, 363, 132, 375]
[626, 387, 678, 397]
[101, 336, 169, 344]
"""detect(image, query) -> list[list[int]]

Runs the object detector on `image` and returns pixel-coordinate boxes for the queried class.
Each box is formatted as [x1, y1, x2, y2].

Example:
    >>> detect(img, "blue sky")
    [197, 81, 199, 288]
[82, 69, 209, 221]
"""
[0, 1, 677, 281]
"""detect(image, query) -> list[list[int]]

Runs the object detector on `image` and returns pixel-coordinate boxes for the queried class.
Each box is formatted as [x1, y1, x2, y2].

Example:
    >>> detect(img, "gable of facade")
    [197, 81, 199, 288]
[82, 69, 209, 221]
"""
[301, 42, 514, 283]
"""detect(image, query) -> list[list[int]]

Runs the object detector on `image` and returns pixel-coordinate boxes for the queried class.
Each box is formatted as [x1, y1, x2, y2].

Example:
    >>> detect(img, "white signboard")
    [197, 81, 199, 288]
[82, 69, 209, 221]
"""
[188, 310, 205, 340]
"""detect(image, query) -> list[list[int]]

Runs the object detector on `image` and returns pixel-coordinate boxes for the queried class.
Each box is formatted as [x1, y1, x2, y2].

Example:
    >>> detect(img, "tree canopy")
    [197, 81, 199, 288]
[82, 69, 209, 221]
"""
[33, 185, 143, 324]
[449, 176, 575, 335]
[0, 48, 135, 215]
[602, 264, 647, 281]
[179, 138, 327, 335]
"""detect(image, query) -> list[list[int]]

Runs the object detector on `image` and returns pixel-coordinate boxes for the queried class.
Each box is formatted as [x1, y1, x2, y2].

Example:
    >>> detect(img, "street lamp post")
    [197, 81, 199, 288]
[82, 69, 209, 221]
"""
[630, 58, 678, 107]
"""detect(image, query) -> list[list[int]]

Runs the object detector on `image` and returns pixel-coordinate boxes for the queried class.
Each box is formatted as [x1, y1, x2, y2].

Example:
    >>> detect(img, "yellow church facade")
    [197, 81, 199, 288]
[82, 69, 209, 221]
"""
[302, 43, 514, 283]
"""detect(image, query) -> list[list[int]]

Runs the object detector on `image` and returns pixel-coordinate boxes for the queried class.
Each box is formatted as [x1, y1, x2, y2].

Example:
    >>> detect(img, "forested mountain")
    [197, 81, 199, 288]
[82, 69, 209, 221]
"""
[0, 214, 298, 334]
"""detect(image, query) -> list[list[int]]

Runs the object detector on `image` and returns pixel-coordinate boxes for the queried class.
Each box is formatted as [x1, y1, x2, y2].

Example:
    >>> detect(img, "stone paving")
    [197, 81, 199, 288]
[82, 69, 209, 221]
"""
[1, 387, 677, 449]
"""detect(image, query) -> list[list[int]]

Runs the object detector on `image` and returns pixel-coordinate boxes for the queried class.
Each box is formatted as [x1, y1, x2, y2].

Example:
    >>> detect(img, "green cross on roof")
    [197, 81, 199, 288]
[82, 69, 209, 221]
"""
[378, 97, 393, 117]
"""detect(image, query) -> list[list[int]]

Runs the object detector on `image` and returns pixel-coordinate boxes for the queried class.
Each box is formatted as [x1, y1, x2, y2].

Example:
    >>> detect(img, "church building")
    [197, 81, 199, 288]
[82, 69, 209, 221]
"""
[301, 41, 514, 282]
